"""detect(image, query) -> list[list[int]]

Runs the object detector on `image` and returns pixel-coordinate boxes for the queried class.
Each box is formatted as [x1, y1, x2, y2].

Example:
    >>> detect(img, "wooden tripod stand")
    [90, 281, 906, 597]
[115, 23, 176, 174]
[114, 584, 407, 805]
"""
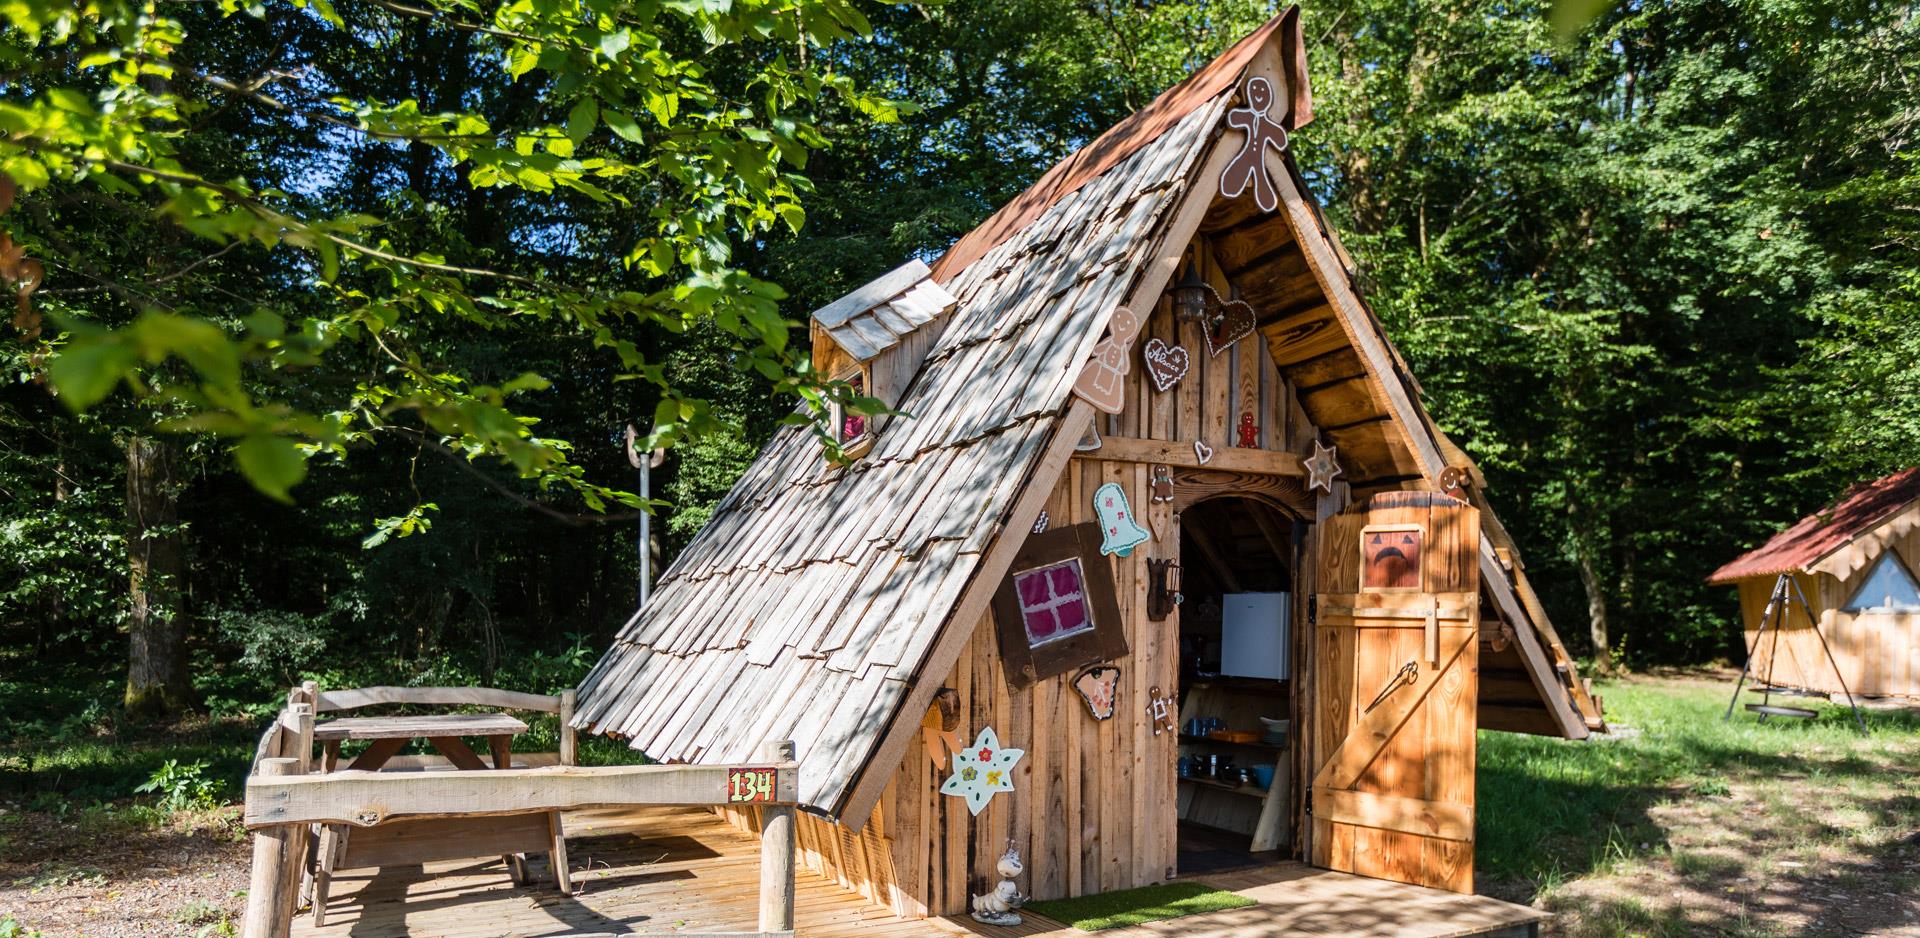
[1723, 572, 1868, 735]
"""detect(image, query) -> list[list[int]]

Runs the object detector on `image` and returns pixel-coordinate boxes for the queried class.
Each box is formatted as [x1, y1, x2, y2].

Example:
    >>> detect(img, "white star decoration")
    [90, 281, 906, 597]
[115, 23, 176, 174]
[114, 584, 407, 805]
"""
[939, 727, 1024, 816]
[1306, 440, 1342, 493]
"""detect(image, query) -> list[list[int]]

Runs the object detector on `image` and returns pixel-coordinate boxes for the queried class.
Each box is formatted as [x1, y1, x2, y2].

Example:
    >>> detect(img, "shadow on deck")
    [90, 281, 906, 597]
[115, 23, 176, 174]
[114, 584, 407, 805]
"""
[292, 805, 927, 938]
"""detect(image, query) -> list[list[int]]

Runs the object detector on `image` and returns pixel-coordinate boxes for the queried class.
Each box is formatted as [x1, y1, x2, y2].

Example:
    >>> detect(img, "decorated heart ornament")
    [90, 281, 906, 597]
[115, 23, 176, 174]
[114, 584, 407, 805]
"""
[1204, 300, 1257, 358]
[1141, 338, 1190, 393]
[1193, 440, 1215, 465]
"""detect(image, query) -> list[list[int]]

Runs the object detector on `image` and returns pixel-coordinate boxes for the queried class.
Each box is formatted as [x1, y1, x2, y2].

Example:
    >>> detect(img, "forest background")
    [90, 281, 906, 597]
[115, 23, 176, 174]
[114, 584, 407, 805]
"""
[2, 0, 1917, 738]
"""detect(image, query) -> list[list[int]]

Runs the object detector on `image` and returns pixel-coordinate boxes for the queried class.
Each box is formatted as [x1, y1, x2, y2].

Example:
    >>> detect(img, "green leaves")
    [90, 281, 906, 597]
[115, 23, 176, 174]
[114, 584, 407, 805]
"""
[566, 98, 599, 143]
[233, 435, 308, 503]
[6, 0, 895, 511]
[601, 109, 644, 143]
[46, 338, 134, 411]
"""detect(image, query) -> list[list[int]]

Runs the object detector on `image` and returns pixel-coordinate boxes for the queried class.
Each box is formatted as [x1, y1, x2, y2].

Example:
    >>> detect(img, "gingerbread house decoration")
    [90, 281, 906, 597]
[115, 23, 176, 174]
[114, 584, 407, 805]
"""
[575, 7, 1603, 921]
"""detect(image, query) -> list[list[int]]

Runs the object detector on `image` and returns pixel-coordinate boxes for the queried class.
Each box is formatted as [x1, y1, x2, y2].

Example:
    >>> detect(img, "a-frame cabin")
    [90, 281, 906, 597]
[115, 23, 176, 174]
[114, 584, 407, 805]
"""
[575, 7, 1602, 920]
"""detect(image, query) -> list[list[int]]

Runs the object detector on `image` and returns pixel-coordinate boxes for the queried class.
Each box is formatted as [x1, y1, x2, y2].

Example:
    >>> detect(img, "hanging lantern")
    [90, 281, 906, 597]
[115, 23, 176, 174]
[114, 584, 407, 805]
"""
[1172, 260, 1213, 324]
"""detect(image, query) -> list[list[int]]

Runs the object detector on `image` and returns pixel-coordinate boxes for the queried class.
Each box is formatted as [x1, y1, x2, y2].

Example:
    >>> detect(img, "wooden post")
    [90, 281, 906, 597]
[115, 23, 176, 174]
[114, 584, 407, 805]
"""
[242, 758, 298, 938]
[280, 703, 315, 916]
[757, 739, 797, 934]
[558, 688, 577, 766]
[550, 690, 579, 897]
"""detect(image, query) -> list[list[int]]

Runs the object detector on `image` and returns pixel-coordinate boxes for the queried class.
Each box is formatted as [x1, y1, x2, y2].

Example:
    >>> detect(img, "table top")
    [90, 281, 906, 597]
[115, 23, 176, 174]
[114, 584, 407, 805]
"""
[313, 712, 529, 742]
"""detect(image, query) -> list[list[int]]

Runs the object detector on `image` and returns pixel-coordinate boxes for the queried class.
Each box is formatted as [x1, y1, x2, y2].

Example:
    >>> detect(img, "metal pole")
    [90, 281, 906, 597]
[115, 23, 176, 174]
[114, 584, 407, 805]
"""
[639, 452, 651, 608]
[626, 423, 664, 610]
[1725, 575, 1785, 722]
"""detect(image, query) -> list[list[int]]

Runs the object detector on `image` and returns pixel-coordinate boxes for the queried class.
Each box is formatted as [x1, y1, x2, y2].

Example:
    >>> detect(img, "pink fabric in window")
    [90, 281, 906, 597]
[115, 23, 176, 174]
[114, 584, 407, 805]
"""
[1016, 569, 1051, 608]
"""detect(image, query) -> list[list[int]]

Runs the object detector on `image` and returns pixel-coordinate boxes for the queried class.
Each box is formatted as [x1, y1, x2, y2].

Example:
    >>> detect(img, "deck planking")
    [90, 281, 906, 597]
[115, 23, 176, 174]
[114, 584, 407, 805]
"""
[294, 802, 1542, 938]
[935, 859, 1544, 938]
[290, 805, 928, 938]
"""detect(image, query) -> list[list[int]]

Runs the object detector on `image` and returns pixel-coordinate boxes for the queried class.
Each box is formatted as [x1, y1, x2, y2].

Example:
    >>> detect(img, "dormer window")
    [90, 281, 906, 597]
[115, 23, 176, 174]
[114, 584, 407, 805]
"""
[808, 259, 958, 461]
[832, 368, 872, 455]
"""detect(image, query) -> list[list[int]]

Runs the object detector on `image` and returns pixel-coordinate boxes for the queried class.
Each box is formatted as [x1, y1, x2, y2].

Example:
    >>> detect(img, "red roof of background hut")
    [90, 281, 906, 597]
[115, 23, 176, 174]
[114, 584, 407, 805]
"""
[1707, 468, 1920, 583]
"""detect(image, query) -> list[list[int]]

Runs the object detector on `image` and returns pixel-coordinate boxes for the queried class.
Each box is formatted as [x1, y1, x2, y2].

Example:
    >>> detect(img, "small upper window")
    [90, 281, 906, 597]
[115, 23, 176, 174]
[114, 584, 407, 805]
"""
[828, 368, 872, 457]
[837, 371, 868, 444]
[1842, 552, 1920, 613]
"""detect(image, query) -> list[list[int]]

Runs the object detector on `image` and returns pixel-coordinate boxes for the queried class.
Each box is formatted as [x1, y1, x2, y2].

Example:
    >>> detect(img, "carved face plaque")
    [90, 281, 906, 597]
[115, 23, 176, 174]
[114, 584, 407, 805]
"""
[1361, 524, 1422, 591]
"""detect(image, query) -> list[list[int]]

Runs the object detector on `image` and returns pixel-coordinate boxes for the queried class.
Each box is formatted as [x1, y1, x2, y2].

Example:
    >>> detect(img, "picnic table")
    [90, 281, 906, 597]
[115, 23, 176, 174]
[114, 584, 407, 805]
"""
[308, 706, 567, 926]
[314, 712, 530, 772]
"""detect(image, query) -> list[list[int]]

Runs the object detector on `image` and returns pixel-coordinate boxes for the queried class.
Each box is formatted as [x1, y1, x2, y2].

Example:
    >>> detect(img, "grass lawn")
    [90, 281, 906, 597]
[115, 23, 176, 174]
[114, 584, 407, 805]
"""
[1478, 670, 1920, 937]
[1024, 881, 1255, 931]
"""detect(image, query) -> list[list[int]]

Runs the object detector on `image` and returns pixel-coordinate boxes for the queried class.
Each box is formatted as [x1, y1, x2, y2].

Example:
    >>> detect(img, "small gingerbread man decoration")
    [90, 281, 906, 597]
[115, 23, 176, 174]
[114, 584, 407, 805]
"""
[1219, 76, 1290, 212]
[1149, 464, 1174, 503]
[1071, 307, 1141, 415]
[1236, 412, 1259, 448]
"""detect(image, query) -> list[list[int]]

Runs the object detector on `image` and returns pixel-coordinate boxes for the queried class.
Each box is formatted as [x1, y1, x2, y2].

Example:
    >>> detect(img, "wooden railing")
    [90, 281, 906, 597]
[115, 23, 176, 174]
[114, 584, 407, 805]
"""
[239, 684, 800, 938]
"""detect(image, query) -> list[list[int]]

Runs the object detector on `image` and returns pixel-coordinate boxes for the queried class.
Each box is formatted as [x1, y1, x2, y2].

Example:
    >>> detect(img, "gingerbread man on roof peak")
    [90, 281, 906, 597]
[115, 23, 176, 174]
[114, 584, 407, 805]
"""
[1219, 75, 1290, 213]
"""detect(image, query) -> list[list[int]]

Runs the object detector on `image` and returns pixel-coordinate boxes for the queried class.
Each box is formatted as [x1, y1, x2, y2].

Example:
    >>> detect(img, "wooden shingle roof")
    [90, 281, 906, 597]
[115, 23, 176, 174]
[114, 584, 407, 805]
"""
[573, 91, 1234, 814]
[810, 260, 958, 361]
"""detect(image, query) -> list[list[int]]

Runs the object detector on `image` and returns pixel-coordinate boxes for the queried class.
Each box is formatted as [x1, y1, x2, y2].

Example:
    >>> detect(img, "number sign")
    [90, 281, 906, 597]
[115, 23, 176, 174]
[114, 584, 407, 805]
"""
[727, 767, 778, 803]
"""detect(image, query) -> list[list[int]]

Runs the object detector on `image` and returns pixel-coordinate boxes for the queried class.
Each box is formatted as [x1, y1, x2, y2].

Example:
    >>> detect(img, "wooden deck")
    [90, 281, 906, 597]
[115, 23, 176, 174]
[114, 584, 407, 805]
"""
[946, 861, 1546, 938]
[291, 805, 925, 938]
[293, 805, 1544, 938]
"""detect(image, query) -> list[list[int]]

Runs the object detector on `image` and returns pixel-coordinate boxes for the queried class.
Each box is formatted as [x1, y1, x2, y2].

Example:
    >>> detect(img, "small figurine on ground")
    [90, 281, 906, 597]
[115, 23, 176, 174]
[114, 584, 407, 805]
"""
[970, 844, 1027, 926]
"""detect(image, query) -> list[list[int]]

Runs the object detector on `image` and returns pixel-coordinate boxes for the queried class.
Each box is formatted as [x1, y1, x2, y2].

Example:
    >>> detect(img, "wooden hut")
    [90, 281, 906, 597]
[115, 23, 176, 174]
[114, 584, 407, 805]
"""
[1709, 467, 1920, 699]
[575, 7, 1603, 920]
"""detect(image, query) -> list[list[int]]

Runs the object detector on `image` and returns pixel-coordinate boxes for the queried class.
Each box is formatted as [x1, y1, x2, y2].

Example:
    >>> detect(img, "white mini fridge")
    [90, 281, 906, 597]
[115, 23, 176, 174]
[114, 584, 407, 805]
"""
[1220, 592, 1291, 680]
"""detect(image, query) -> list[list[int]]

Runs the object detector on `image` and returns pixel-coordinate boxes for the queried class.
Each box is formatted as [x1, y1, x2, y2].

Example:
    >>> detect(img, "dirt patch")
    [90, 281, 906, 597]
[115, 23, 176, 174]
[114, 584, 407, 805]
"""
[1538, 773, 1920, 937]
[0, 804, 250, 937]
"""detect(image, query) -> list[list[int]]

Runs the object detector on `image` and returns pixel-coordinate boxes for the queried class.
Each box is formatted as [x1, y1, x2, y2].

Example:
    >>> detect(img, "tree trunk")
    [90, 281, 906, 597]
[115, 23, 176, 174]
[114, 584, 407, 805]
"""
[125, 435, 189, 718]
[1574, 537, 1614, 675]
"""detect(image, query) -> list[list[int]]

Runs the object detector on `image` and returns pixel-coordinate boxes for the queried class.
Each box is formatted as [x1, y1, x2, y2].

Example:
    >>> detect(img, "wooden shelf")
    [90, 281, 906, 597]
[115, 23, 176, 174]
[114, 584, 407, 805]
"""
[1178, 776, 1269, 796]
[1187, 675, 1291, 695]
[1178, 734, 1287, 753]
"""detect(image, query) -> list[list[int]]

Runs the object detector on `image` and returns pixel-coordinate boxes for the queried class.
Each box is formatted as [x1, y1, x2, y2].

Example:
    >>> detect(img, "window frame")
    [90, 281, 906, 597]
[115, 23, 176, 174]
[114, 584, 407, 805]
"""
[1359, 522, 1425, 593]
[992, 522, 1128, 690]
[1841, 551, 1920, 614]
[1012, 557, 1098, 647]
[828, 364, 874, 459]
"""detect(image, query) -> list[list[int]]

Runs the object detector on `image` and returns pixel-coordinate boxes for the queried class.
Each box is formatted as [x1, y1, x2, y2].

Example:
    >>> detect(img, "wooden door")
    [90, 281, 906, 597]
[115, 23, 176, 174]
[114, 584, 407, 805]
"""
[1309, 491, 1480, 893]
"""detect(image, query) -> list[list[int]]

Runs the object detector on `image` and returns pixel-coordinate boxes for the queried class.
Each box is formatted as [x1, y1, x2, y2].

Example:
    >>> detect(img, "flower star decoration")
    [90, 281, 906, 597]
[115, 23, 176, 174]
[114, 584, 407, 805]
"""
[939, 727, 1025, 816]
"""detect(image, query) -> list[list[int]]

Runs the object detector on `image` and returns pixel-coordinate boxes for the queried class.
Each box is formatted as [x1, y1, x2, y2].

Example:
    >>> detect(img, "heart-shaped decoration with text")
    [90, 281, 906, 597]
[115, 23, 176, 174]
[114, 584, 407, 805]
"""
[1141, 338, 1190, 393]
[1204, 299, 1257, 357]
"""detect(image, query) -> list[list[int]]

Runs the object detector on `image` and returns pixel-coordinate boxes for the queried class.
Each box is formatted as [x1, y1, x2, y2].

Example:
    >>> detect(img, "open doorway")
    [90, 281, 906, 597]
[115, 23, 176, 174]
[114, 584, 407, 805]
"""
[1173, 495, 1300, 875]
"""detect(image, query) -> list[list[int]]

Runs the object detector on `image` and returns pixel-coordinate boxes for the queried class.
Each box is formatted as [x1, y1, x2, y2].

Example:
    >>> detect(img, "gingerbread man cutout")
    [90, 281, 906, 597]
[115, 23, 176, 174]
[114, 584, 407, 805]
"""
[1219, 76, 1290, 212]
[1071, 306, 1141, 414]
[1237, 412, 1259, 448]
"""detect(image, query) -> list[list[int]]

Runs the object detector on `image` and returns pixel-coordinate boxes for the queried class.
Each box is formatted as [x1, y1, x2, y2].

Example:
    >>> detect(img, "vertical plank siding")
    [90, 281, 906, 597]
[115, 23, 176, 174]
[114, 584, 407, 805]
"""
[865, 294, 1316, 915]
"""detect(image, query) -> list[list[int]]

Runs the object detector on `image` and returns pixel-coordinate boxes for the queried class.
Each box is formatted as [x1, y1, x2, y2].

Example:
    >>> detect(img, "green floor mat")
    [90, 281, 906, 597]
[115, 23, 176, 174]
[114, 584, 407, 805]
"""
[1023, 881, 1256, 931]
